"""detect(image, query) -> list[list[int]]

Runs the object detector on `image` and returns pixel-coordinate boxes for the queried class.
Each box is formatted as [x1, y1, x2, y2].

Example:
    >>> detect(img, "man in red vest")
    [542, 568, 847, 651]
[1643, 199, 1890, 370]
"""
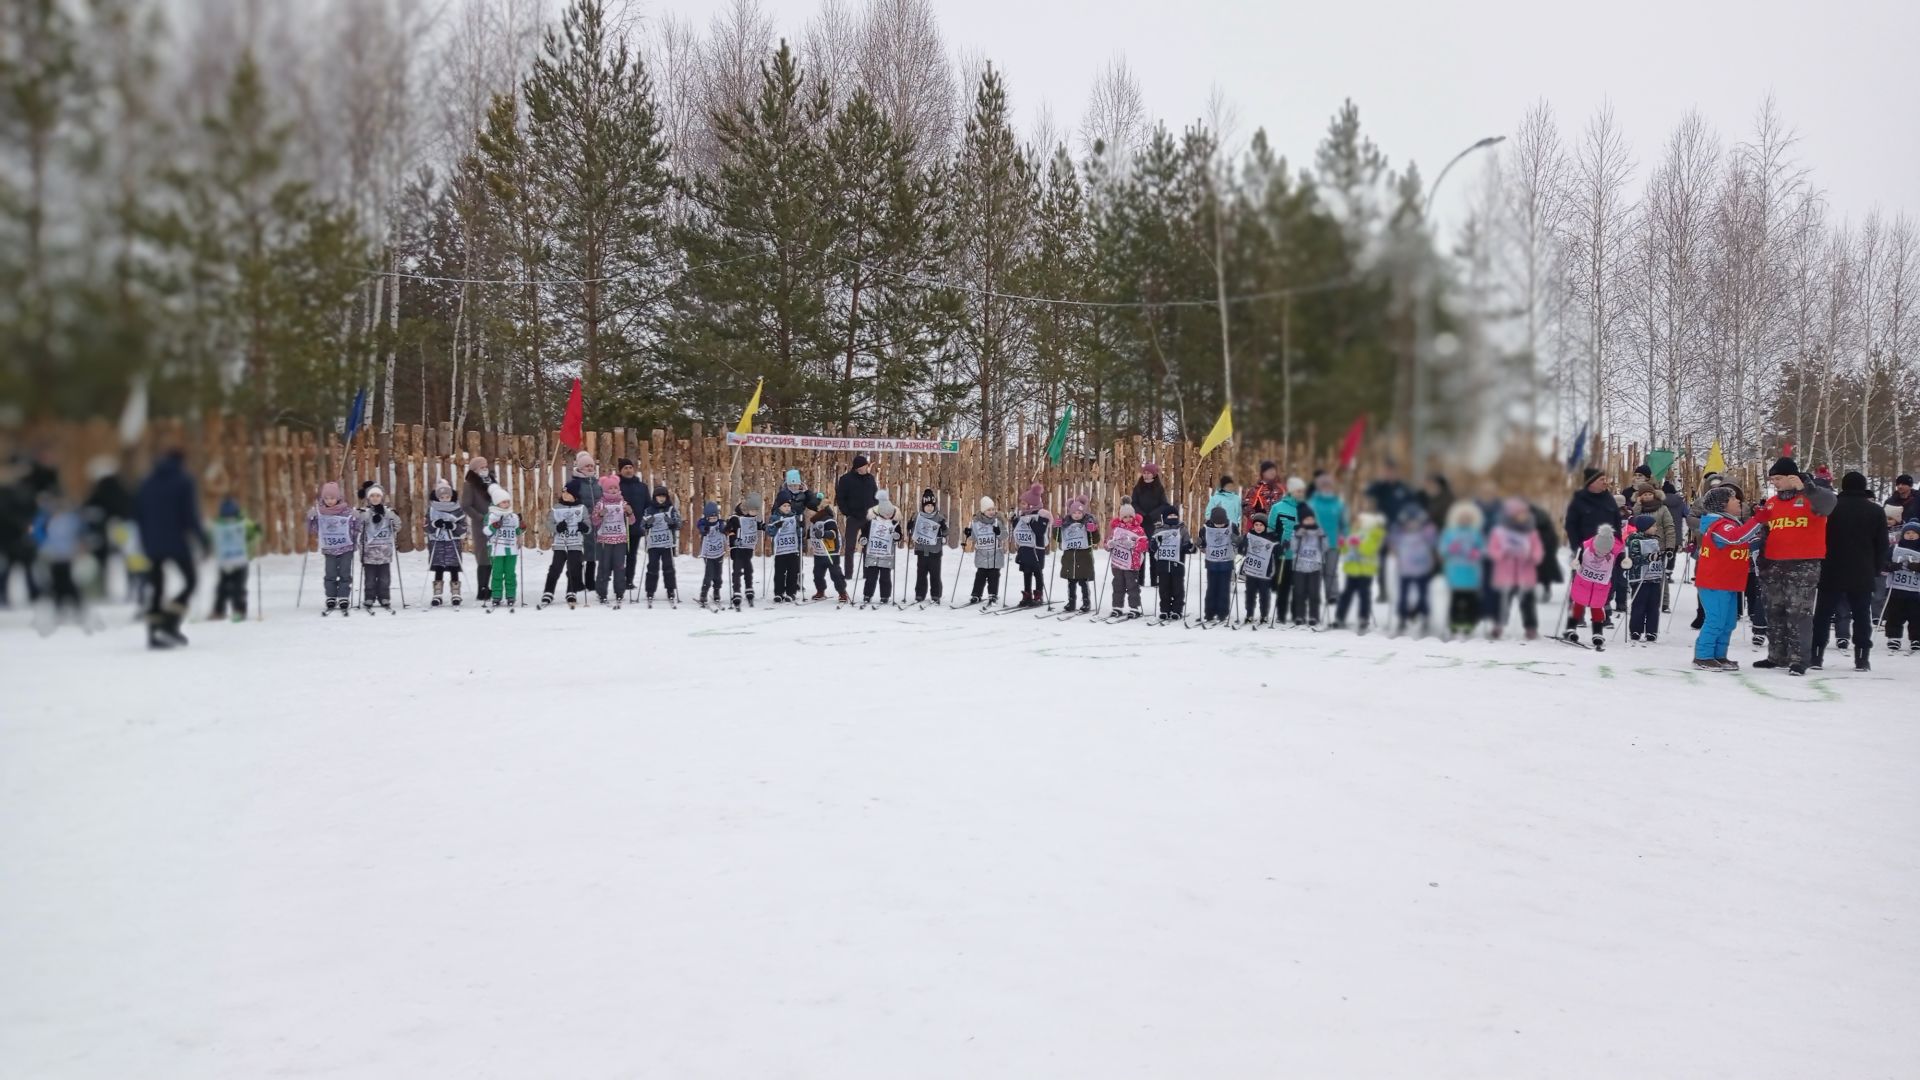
[1750, 456, 1837, 674]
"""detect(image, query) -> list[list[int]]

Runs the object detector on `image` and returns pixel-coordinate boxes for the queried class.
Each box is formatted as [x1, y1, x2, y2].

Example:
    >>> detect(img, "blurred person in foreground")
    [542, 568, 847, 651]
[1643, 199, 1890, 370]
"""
[135, 448, 207, 649]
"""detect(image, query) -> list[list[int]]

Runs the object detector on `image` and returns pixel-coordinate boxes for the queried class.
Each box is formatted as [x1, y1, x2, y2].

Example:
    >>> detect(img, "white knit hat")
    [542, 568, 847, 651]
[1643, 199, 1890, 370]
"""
[489, 483, 511, 506]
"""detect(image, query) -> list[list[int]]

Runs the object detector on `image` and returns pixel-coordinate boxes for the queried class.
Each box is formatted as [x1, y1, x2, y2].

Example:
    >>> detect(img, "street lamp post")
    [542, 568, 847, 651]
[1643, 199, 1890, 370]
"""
[1411, 134, 1506, 483]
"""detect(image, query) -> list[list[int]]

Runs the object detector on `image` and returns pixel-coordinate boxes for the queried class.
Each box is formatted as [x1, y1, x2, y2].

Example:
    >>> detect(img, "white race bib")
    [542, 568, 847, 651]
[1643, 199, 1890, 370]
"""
[913, 514, 942, 548]
[1243, 533, 1275, 578]
[1061, 522, 1089, 550]
[1013, 519, 1037, 548]
[1891, 568, 1920, 592]
[773, 519, 800, 556]
[317, 513, 352, 546]
[1153, 530, 1183, 563]
[700, 528, 726, 559]
[1203, 525, 1232, 563]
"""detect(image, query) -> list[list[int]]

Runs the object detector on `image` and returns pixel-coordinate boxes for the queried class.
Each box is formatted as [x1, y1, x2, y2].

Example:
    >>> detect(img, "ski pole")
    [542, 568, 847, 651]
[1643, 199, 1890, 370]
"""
[295, 549, 309, 609]
[257, 561, 265, 622]
[948, 545, 965, 606]
[397, 555, 408, 610]
[1093, 551, 1108, 617]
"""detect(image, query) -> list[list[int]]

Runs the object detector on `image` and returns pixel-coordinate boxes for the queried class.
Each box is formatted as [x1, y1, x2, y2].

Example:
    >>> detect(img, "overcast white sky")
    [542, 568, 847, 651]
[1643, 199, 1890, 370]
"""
[667, 0, 1918, 231]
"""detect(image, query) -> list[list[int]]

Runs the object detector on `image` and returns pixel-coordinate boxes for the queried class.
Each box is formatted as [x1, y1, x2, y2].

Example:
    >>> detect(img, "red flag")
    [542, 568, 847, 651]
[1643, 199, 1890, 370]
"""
[559, 378, 584, 450]
[1782, 442, 1794, 458]
[1337, 415, 1368, 471]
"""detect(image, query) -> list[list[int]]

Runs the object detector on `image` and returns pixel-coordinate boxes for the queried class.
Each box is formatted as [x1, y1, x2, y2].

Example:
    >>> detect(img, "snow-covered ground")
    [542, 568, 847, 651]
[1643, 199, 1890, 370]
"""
[3, 551, 1916, 1079]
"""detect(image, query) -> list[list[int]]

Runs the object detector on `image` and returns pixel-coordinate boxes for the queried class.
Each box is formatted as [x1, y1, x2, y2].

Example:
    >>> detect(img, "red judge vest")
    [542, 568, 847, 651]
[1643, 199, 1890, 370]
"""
[1756, 492, 1827, 560]
[1695, 517, 1753, 591]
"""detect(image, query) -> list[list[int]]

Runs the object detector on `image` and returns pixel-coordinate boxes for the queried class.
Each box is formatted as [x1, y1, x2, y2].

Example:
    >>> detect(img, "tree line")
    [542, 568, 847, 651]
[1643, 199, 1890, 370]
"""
[3, 0, 1911, 479]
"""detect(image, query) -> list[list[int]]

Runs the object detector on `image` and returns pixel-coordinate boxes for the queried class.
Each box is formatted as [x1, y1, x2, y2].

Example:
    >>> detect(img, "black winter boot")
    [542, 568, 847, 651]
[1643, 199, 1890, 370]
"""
[1855, 644, 1871, 671]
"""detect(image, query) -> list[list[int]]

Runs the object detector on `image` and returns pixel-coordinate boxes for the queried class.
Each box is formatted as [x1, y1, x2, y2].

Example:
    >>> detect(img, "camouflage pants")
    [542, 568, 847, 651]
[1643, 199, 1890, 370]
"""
[1760, 558, 1821, 667]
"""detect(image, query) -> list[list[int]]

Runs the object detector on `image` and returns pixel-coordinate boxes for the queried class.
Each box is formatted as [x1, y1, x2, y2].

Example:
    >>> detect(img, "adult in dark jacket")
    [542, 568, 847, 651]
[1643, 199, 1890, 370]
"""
[1130, 463, 1171, 586]
[0, 460, 37, 606]
[1563, 468, 1617, 551]
[461, 456, 496, 600]
[135, 449, 207, 648]
[1530, 503, 1562, 597]
[617, 458, 648, 591]
[1888, 474, 1919, 523]
[1364, 465, 1414, 524]
[1813, 471, 1888, 670]
[565, 451, 601, 592]
[835, 455, 878, 579]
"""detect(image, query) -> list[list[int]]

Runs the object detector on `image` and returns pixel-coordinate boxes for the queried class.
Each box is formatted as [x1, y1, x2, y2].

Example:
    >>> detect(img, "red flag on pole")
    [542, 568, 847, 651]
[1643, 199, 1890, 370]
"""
[559, 378, 584, 450]
[1337, 415, 1368, 471]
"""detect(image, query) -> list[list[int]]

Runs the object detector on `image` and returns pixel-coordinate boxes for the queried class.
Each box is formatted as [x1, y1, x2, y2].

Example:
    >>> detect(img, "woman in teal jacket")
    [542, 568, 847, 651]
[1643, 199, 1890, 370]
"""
[1308, 472, 1348, 608]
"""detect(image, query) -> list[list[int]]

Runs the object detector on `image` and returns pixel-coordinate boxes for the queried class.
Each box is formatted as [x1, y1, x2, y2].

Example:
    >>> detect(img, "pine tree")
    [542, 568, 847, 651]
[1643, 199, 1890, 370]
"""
[524, 0, 672, 412]
[1021, 144, 1092, 445]
[822, 85, 953, 433]
[674, 40, 836, 431]
[950, 66, 1035, 482]
[169, 53, 365, 427]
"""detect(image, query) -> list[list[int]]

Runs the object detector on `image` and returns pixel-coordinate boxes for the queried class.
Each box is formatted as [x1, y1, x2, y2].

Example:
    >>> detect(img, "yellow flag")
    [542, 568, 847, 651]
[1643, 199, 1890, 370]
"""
[1198, 403, 1233, 457]
[1702, 439, 1726, 477]
[734, 377, 764, 436]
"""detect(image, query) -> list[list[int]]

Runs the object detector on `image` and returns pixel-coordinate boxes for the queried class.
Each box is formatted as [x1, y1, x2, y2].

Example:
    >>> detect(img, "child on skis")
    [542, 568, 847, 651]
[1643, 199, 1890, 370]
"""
[966, 496, 1007, 605]
[766, 488, 803, 603]
[911, 490, 949, 604]
[1290, 506, 1328, 627]
[426, 478, 467, 607]
[1056, 495, 1100, 613]
[1012, 483, 1052, 608]
[1694, 486, 1761, 670]
[1566, 521, 1625, 649]
[862, 492, 902, 605]
[356, 484, 400, 612]
[483, 485, 521, 608]
[726, 492, 762, 608]
[1487, 498, 1544, 640]
[209, 497, 260, 622]
[1238, 514, 1278, 626]
[641, 483, 682, 604]
[1201, 505, 1237, 624]
[542, 482, 589, 608]
[1624, 513, 1667, 642]
[1438, 502, 1486, 639]
[697, 501, 728, 606]
[308, 481, 359, 615]
[592, 475, 634, 607]
[1151, 506, 1195, 621]
[31, 494, 91, 632]
[1333, 512, 1384, 632]
[807, 493, 849, 603]
[1107, 499, 1147, 619]
[1388, 505, 1437, 636]
[1885, 520, 1920, 653]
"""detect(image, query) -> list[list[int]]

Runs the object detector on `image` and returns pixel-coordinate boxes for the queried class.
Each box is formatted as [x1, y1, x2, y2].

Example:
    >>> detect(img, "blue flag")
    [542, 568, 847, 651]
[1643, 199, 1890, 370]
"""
[1565, 422, 1589, 473]
[343, 387, 367, 444]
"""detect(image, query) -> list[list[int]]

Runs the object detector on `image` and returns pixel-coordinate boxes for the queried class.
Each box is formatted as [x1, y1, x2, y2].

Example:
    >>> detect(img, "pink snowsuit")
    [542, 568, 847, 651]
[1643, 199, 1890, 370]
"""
[1488, 522, 1544, 592]
[1569, 532, 1627, 609]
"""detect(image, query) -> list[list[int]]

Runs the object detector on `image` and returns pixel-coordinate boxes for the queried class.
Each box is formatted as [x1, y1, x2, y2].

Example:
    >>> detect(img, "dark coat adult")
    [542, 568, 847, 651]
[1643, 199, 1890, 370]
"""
[619, 472, 649, 521]
[134, 452, 206, 562]
[1820, 475, 1889, 593]
[1365, 478, 1414, 523]
[1130, 474, 1170, 528]
[461, 467, 496, 551]
[1662, 482, 1691, 545]
[835, 457, 878, 523]
[1530, 504, 1563, 585]
[1563, 482, 1619, 552]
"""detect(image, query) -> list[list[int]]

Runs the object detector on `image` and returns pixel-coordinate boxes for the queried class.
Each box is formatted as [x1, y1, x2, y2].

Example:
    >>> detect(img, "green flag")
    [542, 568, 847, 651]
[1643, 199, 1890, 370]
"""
[1045, 404, 1074, 465]
[1646, 449, 1677, 481]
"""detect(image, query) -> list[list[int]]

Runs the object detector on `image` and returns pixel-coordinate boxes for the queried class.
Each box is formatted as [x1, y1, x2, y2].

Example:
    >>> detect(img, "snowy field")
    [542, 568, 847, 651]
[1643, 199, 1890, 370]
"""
[4, 550, 1917, 1079]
